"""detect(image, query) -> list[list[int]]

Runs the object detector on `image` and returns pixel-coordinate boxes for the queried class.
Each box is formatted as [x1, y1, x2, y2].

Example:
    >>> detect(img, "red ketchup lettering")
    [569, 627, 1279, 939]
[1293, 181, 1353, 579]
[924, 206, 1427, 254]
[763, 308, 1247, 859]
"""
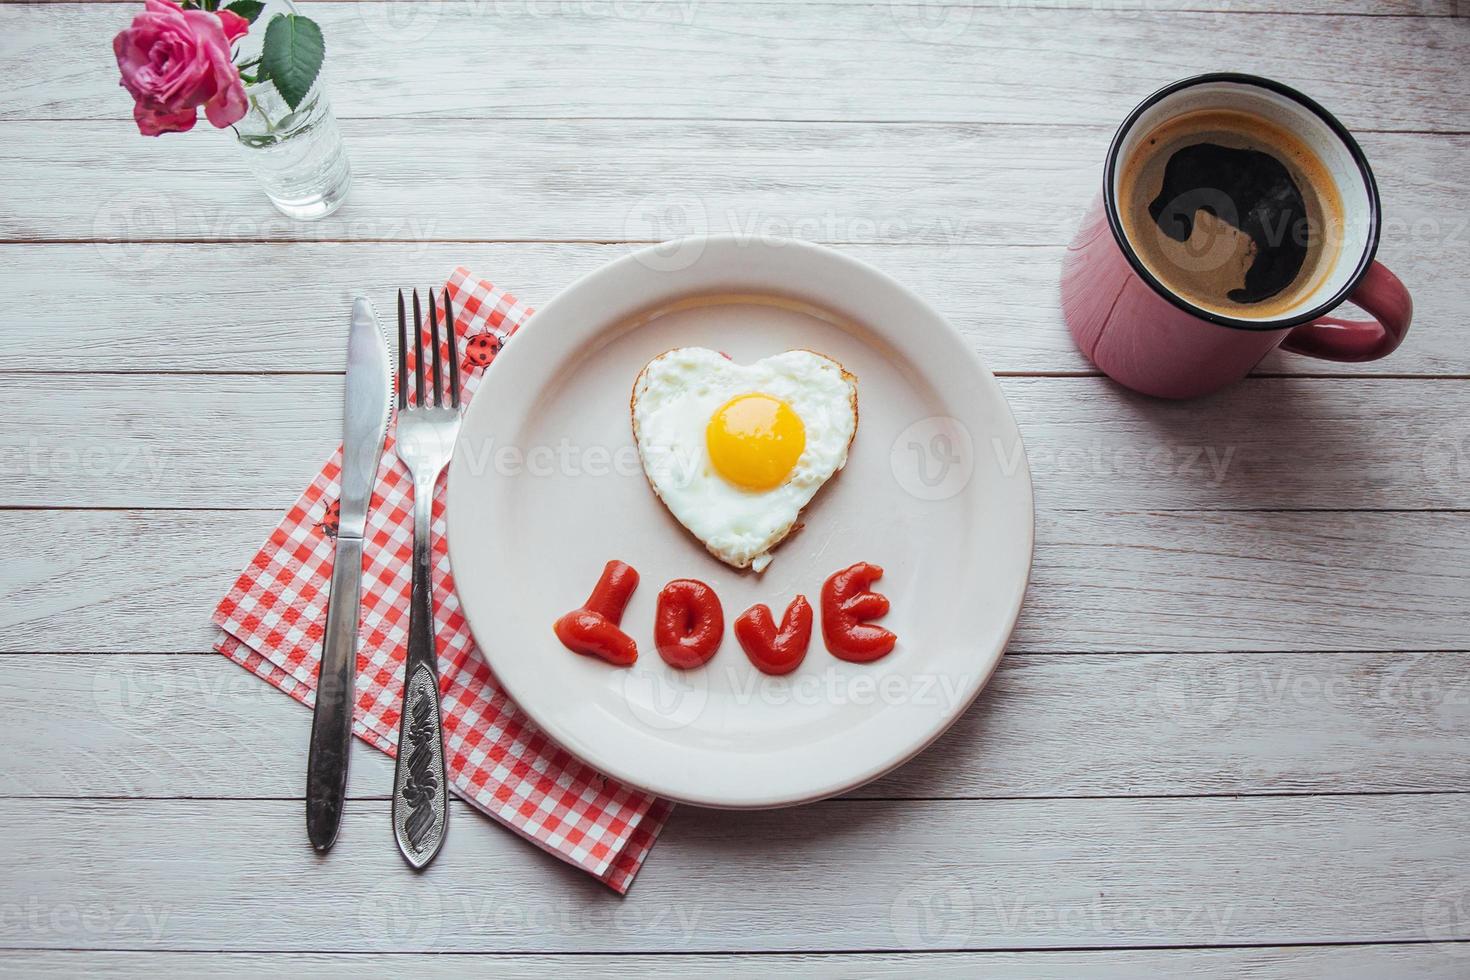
[734, 595, 813, 676]
[654, 579, 724, 669]
[821, 562, 897, 662]
[553, 560, 640, 666]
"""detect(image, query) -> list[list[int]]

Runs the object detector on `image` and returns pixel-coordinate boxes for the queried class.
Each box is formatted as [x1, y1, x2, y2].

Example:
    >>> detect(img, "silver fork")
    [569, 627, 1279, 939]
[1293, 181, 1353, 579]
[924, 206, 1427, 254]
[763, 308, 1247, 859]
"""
[390, 287, 461, 870]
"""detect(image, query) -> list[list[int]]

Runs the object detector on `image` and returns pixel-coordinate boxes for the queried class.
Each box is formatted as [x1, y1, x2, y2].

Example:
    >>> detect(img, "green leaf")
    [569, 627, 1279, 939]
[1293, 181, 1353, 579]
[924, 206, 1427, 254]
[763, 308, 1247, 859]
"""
[260, 14, 325, 111]
[224, 0, 265, 23]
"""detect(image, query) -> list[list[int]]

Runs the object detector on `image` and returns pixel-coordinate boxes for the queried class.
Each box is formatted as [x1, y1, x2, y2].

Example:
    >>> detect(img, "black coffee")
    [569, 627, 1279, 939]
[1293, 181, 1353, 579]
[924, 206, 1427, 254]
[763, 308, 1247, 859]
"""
[1118, 109, 1342, 319]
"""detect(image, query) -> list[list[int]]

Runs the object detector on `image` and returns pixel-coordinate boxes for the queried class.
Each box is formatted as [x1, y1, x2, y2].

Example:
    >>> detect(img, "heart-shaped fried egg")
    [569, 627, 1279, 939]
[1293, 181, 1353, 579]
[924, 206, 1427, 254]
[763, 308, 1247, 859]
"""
[631, 348, 858, 572]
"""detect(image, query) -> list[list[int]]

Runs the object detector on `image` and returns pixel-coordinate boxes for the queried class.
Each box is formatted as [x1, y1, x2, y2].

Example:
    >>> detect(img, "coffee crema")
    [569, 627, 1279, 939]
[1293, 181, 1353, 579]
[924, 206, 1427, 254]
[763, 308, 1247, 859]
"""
[1117, 108, 1343, 320]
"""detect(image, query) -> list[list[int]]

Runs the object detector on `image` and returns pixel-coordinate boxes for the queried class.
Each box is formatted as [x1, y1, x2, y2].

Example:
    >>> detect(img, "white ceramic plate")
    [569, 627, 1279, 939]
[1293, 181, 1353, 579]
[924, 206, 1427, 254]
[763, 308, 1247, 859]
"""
[446, 236, 1033, 808]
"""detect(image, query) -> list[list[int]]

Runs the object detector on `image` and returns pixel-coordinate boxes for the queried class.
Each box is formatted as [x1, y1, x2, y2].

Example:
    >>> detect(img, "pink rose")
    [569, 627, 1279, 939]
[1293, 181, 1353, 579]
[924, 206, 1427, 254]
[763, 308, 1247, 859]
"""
[113, 0, 250, 136]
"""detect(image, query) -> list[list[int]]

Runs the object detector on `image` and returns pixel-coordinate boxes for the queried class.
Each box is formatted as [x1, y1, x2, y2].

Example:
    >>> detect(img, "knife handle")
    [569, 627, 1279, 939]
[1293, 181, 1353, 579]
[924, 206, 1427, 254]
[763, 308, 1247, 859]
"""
[392, 491, 449, 870]
[306, 533, 364, 853]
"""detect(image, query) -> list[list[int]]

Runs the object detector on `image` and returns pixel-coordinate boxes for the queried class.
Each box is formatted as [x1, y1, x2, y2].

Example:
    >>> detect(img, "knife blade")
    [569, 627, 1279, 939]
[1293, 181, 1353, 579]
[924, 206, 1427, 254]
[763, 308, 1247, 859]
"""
[306, 296, 392, 852]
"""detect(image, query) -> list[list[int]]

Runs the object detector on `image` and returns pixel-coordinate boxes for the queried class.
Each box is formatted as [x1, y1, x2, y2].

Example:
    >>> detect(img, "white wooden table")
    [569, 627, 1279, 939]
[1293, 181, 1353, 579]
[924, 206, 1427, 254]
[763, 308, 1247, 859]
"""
[3, 1, 1469, 975]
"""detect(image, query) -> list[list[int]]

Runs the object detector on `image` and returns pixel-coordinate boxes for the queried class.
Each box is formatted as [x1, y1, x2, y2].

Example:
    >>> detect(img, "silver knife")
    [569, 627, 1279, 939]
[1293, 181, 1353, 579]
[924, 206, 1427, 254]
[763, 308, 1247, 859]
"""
[306, 296, 392, 853]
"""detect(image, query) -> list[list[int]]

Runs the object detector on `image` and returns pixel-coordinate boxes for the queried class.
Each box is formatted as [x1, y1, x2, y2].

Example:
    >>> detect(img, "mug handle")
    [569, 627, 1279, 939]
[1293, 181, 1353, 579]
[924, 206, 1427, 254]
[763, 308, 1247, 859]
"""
[1280, 261, 1412, 363]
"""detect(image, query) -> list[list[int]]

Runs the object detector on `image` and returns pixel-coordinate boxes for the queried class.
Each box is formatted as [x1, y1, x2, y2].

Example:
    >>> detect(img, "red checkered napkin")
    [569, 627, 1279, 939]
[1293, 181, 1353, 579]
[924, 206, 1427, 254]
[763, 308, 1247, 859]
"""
[212, 268, 672, 893]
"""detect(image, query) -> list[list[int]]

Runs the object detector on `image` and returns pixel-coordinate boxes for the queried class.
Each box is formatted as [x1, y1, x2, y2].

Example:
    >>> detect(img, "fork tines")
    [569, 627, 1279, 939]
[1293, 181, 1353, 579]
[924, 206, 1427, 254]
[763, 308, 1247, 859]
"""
[396, 287, 463, 411]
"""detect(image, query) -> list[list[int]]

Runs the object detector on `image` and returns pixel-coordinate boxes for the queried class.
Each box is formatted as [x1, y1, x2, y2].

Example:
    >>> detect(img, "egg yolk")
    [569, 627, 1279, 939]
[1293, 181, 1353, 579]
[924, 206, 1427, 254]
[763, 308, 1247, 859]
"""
[706, 393, 806, 491]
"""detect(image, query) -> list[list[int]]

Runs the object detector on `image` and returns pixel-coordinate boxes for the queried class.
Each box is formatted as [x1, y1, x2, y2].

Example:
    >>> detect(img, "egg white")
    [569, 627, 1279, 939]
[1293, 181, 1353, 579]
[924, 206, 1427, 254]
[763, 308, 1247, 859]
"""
[631, 347, 858, 572]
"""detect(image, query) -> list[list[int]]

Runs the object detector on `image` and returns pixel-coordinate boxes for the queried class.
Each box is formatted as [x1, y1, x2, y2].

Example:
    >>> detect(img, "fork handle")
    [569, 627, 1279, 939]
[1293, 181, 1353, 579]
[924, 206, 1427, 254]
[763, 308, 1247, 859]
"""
[392, 485, 449, 869]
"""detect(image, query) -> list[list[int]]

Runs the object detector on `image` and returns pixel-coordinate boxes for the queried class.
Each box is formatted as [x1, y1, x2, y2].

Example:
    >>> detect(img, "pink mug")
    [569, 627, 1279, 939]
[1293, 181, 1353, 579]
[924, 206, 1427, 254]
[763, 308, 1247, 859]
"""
[1061, 73, 1412, 400]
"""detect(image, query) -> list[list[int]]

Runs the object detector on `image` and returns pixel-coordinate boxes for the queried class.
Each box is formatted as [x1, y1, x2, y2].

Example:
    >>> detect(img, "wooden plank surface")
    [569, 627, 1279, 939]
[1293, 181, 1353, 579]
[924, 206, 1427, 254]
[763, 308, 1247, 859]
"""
[9, 123, 1466, 250]
[3, 794, 1469, 951]
[22, 0, 1463, 9]
[2, 374, 1467, 509]
[4, 0, 1470, 967]
[7, 651, 1469, 800]
[6, 945, 1470, 978]
[5, 5, 1468, 129]
[1, 508, 1464, 654]
[3, 242, 1467, 377]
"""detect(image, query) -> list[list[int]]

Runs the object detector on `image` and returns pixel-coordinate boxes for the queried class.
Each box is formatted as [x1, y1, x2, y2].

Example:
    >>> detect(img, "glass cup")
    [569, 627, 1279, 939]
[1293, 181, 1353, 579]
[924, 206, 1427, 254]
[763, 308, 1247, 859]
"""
[229, 0, 351, 220]
[233, 76, 352, 221]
